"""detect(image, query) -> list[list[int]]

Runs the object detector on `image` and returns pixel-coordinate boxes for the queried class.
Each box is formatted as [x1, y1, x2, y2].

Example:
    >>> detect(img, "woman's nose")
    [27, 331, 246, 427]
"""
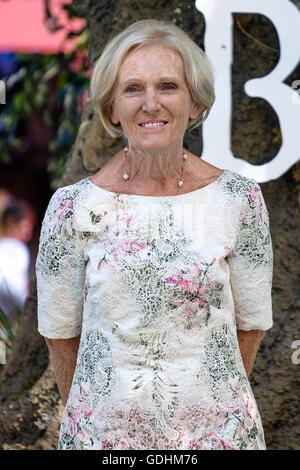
[141, 89, 161, 114]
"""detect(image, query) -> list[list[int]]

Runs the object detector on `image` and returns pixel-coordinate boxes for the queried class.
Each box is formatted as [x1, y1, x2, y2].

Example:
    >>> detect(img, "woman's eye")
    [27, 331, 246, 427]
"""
[126, 86, 138, 93]
[163, 84, 176, 90]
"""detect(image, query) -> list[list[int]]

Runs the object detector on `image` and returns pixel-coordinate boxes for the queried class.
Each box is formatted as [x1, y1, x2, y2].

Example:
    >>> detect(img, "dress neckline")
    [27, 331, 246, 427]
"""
[85, 169, 227, 200]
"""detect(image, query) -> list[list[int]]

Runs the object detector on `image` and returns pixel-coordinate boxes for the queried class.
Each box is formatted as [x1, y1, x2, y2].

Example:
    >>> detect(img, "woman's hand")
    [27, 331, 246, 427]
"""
[237, 329, 266, 377]
[44, 336, 81, 406]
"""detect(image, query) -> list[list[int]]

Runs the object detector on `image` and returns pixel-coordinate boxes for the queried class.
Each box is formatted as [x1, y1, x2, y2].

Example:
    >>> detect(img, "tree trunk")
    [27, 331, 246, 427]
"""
[0, 0, 299, 450]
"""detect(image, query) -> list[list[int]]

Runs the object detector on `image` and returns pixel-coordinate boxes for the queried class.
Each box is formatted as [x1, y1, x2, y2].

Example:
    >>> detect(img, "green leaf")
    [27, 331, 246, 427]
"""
[13, 92, 24, 112]
[90, 210, 101, 225]
[43, 110, 53, 127]
[0, 151, 11, 164]
[0, 307, 14, 342]
[10, 137, 21, 150]
[49, 139, 58, 153]
[57, 72, 69, 90]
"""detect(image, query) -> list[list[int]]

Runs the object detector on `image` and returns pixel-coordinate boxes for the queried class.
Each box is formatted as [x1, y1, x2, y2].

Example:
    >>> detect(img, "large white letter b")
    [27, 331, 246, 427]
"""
[195, 0, 300, 182]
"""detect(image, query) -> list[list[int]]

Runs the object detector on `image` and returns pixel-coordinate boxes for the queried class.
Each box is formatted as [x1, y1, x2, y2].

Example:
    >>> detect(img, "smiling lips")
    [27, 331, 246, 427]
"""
[139, 120, 168, 128]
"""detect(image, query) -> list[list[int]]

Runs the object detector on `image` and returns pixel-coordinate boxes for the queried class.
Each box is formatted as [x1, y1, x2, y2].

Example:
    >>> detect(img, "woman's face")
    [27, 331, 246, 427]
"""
[111, 43, 200, 151]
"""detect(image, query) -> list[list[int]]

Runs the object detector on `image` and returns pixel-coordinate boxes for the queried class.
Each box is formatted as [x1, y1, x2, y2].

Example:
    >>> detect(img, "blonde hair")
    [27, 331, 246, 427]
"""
[90, 19, 216, 138]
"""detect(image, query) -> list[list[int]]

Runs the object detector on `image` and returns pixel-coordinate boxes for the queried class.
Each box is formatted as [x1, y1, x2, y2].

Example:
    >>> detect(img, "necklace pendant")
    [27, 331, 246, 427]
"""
[123, 172, 129, 180]
[178, 180, 184, 187]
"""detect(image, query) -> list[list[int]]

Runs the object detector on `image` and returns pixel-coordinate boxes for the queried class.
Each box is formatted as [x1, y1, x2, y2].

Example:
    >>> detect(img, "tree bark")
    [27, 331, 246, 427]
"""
[0, 0, 299, 450]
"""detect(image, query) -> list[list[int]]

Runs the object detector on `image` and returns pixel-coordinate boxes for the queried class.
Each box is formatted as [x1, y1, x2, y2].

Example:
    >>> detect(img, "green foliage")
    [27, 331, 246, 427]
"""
[0, 305, 20, 373]
[0, 5, 90, 190]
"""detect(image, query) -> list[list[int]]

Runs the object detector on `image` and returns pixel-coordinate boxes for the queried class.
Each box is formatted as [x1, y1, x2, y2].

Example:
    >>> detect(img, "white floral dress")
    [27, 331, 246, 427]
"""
[36, 168, 273, 450]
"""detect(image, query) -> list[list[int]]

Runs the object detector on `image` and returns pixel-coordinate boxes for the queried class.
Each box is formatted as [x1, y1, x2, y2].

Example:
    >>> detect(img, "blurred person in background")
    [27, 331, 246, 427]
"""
[0, 194, 36, 319]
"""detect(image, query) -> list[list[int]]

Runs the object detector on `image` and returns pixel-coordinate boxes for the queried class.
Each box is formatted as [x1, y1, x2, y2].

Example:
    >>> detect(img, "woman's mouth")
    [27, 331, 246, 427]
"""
[138, 120, 168, 128]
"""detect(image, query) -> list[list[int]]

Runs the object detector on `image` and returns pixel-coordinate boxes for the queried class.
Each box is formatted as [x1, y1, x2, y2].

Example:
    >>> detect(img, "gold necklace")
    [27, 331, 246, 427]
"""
[123, 147, 188, 196]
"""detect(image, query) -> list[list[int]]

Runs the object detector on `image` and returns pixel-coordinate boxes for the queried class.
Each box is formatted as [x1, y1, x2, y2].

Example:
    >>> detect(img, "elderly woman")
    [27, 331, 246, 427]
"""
[36, 19, 273, 450]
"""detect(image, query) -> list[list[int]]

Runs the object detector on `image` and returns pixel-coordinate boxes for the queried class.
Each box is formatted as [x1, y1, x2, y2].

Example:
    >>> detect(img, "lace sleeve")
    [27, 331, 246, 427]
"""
[227, 182, 273, 331]
[35, 187, 86, 339]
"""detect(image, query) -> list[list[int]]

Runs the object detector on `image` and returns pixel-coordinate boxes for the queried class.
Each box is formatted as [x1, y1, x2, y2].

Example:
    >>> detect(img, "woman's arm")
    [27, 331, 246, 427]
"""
[237, 329, 266, 377]
[44, 336, 81, 406]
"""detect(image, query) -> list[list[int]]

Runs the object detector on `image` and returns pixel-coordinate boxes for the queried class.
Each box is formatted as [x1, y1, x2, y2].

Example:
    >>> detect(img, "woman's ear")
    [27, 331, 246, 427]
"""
[189, 102, 201, 121]
[110, 102, 119, 125]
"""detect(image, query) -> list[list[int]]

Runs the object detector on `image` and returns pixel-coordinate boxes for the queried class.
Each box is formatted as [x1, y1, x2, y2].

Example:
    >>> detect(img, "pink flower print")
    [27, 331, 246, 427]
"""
[217, 403, 240, 415]
[120, 237, 133, 252]
[240, 391, 257, 422]
[187, 261, 203, 278]
[196, 293, 209, 308]
[131, 239, 146, 252]
[120, 213, 133, 225]
[58, 198, 72, 220]
[97, 260, 103, 270]
[246, 186, 264, 221]
[54, 194, 63, 206]
[189, 438, 205, 450]
[83, 408, 93, 420]
[120, 237, 146, 255]
[177, 302, 197, 322]
[51, 197, 73, 232]
[165, 275, 180, 286]
[240, 208, 247, 223]
[96, 210, 108, 219]
[61, 413, 77, 438]
[228, 375, 242, 398]
[77, 430, 86, 441]
[165, 273, 202, 295]
[246, 186, 258, 202]
[243, 415, 255, 432]
[102, 439, 114, 450]
[179, 279, 194, 292]
[70, 403, 81, 426]
[111, 248, 121, 262]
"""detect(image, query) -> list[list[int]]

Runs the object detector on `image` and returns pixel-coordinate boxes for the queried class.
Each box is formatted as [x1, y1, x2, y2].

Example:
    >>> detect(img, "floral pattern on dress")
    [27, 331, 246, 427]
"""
[35, 169, 273, 450]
